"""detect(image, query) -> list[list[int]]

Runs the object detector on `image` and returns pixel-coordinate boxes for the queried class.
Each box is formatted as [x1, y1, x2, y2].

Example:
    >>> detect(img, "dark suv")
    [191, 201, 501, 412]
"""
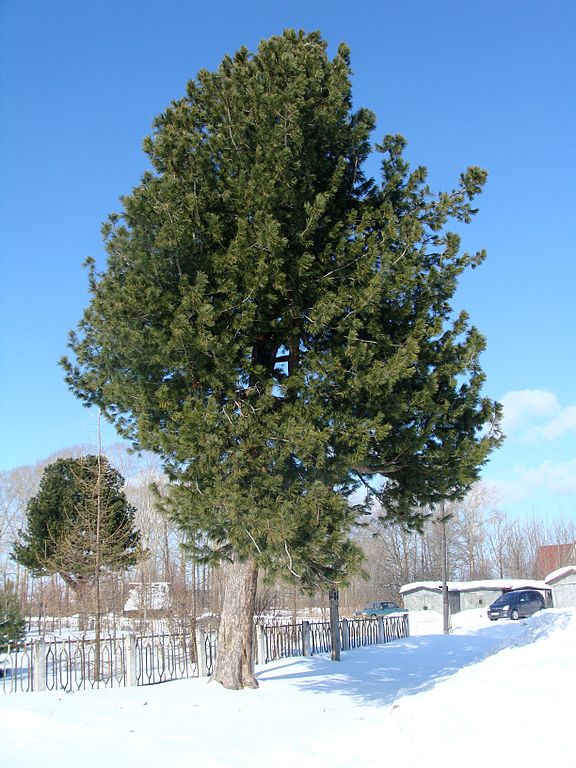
[487, 589, 545, 621]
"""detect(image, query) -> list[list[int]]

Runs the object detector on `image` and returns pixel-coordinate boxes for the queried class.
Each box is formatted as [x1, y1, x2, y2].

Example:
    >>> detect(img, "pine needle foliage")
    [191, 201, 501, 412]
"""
[12, 456, 141, 590]
[0, 582, 26, 649]
[62, 30, 502, 590]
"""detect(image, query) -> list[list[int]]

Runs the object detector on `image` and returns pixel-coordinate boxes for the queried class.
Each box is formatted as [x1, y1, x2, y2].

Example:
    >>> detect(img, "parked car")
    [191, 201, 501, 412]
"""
[0, 652, 12, 678]
[487, 589, 545, 621]
[353, 601, 407, 618]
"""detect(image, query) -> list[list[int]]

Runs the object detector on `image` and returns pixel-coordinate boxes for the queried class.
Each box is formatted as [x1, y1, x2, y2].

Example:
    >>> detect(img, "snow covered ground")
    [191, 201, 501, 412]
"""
[1, 607, 574, 768]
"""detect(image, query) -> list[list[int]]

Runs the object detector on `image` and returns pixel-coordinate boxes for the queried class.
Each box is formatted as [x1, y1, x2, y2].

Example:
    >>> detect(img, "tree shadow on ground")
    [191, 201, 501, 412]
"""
[256, 611, 569, 708]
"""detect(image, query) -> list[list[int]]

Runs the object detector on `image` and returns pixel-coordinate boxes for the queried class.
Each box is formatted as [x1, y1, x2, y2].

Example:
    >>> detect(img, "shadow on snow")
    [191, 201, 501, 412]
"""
[256, 610, 568, 708]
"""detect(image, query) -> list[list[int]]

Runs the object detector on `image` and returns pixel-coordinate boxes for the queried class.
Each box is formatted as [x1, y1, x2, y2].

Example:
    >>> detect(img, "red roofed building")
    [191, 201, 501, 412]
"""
[536, 543, 576, 579]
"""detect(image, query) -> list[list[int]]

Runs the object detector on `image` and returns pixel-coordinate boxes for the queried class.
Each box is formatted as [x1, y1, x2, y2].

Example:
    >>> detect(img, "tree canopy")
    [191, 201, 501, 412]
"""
[62, 30, 502, 686]
[12, 456, 141, 591]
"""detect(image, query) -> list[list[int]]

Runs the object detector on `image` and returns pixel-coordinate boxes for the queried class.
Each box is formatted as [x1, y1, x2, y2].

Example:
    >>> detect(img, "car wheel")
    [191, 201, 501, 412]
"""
[489, 616, 497, 621]
[510, 608, 519, 620]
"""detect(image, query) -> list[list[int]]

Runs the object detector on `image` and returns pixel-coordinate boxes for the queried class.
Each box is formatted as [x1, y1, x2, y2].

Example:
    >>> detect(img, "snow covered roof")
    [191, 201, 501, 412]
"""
[124, 581, 171, 612]
[400, 579, 548, 594]
[544, 565, 576, 584]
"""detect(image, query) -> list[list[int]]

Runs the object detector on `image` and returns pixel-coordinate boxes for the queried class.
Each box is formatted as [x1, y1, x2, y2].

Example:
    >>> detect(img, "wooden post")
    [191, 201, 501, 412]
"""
[329, 588, 340, 661]
[341, 618, 350, 651]
[302, 620, 311, 657]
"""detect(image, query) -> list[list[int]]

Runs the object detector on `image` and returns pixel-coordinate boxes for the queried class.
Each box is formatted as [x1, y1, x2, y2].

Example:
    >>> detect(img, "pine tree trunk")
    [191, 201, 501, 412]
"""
[212, 557, 258, 690]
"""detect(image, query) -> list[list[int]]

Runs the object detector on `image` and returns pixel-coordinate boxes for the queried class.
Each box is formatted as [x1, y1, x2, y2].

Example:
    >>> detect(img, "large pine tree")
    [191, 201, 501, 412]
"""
[62, 30, 502, 688]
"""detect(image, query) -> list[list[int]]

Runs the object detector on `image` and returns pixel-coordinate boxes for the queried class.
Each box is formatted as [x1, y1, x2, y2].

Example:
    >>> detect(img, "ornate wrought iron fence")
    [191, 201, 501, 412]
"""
[259, 621, 303, 663]
[136, 631, 199, 685]
[0, 643, 33, 693]
[43, 635, 127, 691]
[309, 621, 332, 655]
[348, 617, 379, 648]
[0, 627, 218, 694]
[1, 613, 407, 694]
[259, 613, 410, 663]
[384, 613, 409, 642]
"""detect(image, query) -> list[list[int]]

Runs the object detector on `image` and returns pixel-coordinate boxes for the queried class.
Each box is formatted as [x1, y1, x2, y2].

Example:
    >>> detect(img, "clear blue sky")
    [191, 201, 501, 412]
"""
[1, 0, 575, 521]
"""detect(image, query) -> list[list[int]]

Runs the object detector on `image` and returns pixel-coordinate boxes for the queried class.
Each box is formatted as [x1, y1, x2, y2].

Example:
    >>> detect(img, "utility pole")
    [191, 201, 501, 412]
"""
[440, 502, 450, 635]
[328, 587, 340, 661]
[94, 411, 103, 683]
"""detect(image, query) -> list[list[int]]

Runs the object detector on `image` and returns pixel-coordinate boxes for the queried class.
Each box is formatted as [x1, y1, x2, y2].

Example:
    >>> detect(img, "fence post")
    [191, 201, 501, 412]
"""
[377, 617, 385, 645]
[195, 627, 208, 677]
[255, 624, 266, 665]
[125, 634, 137, 687]
[33, 639, 46, 692]
[302, 620, 311, 657]
[403, 613, 410, 637]
[341, 618, 349, 651]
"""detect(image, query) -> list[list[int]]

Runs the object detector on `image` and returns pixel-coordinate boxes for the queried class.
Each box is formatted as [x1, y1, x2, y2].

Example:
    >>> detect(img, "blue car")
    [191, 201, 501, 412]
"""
[353, 601, 407, 618]
[487, 589, 545, 621]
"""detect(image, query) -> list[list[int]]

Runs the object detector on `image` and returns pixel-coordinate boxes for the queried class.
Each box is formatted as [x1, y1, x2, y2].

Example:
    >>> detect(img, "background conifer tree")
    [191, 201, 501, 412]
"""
[62, 30, 502, 688]
[12, 456, 140, 601]
[0, 581, 26, 649]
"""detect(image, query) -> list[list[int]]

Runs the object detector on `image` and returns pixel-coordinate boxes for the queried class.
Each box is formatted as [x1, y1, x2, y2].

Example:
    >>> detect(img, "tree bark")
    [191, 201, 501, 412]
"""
[212, 556, 259, 689]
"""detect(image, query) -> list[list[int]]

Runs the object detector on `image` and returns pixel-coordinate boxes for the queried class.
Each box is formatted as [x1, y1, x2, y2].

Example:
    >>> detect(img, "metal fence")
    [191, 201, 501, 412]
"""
[43, 634, 127, 691]
[0, 628, 218, 694]
[257, 613, 410, 663]
[0, 613, 408, 694]
[258, 621, 304, 663]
